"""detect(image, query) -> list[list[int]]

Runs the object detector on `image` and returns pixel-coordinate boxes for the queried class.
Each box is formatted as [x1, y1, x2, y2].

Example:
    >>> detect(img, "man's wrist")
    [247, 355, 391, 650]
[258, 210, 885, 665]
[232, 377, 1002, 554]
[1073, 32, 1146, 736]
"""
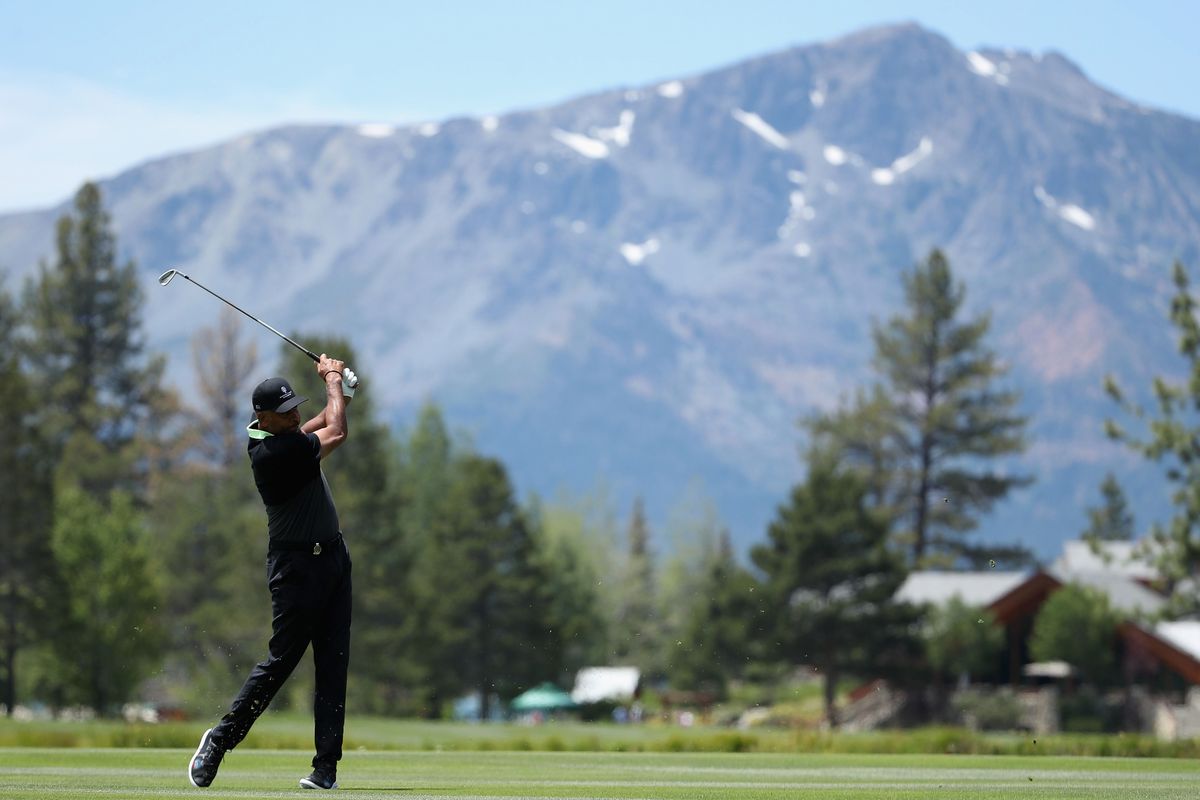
[323, 370, 343, 383]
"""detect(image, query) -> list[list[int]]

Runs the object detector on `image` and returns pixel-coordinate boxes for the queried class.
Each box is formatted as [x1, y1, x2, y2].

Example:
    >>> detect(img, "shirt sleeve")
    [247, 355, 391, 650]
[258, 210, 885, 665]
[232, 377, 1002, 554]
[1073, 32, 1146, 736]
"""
[304, 431, 321, 458]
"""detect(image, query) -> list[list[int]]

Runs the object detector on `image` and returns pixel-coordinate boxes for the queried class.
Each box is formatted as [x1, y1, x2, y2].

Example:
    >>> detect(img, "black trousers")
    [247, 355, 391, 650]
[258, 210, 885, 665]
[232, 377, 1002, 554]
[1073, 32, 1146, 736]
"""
[212, 537, 352, 769]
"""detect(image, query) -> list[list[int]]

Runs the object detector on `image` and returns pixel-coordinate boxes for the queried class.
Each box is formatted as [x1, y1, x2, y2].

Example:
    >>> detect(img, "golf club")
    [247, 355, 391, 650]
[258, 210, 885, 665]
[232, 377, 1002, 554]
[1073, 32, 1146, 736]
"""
[158, 268, 358, 387]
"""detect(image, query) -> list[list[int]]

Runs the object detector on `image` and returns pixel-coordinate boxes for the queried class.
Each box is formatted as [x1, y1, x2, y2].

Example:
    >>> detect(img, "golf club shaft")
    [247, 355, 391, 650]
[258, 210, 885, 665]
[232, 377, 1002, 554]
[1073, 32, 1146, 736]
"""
[175, 271, 320, 362]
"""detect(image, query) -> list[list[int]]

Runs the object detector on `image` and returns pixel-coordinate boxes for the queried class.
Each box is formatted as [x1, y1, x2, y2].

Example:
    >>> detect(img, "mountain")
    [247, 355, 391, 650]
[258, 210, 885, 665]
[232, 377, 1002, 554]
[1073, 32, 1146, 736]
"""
[2, 23, 1198, 558]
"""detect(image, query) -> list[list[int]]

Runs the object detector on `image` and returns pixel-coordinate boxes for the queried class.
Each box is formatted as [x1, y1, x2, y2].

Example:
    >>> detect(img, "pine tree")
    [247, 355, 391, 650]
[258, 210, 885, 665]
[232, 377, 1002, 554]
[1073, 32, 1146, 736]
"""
[870, 249, 1031, 566]
[534, 489, 624, 675]
[657, 486, 728, 683]
[47, 486, 165, 712]
[670, 531, 766, 696]
[1106, 262, 1200, 606]
[612, 497, 660, 670]
[23, 182, 165, 498]
[0, 280, 56, 714]
[752, 451, 919, 727]
[1081, 473, 1135, 544]
[806, 385, 902, 516]
[526, 493, 608, 681]
[421, 456, 556, 720]
[17, 183, 168, 712]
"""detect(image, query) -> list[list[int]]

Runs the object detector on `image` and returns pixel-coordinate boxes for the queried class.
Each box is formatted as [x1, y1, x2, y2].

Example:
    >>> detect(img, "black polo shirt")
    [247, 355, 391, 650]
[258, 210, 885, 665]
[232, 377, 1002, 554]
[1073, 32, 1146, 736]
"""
[247, 424, 341, 544]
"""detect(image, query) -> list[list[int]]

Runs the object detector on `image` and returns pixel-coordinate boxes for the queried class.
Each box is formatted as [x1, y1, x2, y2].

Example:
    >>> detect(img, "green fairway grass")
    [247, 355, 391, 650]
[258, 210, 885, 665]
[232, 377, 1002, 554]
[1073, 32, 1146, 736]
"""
[2, 748, 1199, 799]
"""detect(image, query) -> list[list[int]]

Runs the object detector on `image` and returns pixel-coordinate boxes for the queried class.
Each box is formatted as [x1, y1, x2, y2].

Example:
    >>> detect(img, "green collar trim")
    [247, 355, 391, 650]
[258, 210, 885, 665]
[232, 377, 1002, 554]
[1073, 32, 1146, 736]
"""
[247, 420, 273, 440]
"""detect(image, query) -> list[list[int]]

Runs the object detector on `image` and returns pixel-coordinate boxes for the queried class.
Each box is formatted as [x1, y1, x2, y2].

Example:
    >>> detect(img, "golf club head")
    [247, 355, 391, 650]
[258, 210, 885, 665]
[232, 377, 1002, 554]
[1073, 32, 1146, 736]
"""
[157, 269, 179, 286]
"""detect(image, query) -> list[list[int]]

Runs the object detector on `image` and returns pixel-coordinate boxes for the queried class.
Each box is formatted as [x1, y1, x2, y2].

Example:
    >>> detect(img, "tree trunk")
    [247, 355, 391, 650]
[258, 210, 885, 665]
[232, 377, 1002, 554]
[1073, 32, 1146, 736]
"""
[479, 679, 490, 721]
[823, 667, 839, 729]
[2, 587, 15, 714]
[912, 309, 941, 564]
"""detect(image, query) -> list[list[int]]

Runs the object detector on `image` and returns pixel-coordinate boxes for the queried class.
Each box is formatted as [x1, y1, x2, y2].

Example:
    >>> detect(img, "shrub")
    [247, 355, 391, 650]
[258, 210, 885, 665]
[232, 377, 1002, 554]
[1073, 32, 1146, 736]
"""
[951, 688, 1022, 731]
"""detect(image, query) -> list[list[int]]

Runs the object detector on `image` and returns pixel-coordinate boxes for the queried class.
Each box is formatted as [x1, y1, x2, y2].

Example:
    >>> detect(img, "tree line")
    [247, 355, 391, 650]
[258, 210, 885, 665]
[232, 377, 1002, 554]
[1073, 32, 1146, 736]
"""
[0, 183, 1189, 725]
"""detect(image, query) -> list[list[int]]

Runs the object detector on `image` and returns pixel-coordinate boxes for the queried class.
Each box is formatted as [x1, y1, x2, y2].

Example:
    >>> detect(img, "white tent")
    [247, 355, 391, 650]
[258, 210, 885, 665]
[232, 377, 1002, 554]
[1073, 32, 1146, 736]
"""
[571, 667, 640, 704]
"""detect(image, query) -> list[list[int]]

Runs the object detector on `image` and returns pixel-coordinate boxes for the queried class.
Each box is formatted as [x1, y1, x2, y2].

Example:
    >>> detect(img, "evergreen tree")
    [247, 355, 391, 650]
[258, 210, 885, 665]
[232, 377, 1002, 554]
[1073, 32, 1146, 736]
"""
[536, 488, 623, 670]
[0, 280, 56, 714]
[670, 531, 766, 696]
[421, 456, 557, 719]
[657, 485, 727, 682]
[869, 249, 1031, 566]
[23, 182, 165, 498]
[1106, 263, 1200, 608]
[752, 452, 919, 727]
[612, 497, 660, 670]
[393, 402, 461, 717]
[17, 183, 168, 712]
[526, 494, 608, 681]
[401, 402, 456, 542]
[1081, 473, 1135, 544]
[806, 385, 902, 517]
[46, 486, 165, 712]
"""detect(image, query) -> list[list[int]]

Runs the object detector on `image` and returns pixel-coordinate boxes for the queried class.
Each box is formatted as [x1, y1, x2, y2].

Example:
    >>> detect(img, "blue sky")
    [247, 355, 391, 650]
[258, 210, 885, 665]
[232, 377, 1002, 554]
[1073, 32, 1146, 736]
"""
[1, 0, 1195, 212]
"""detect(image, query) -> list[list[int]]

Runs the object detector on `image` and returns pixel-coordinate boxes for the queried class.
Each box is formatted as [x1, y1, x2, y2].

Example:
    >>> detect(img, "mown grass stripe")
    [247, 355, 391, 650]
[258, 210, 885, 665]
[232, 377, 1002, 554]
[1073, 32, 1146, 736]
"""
[3, 748, 1200, 800]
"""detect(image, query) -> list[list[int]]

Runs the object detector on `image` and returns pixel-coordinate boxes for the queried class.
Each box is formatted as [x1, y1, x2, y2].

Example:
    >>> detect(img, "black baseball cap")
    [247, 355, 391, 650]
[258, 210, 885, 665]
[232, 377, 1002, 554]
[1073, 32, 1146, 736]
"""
[252, 377, 307, 413]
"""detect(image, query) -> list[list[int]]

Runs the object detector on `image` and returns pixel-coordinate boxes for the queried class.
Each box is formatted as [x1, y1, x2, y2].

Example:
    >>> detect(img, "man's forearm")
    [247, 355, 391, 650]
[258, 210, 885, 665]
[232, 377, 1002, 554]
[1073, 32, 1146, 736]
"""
[321, 373, 348, 438]
[301, 376, 352, 434]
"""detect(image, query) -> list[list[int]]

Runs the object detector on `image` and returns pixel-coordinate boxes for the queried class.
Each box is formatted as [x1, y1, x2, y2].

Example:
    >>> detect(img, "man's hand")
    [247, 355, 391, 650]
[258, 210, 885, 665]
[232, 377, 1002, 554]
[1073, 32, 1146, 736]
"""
[317, 354, 346, 381]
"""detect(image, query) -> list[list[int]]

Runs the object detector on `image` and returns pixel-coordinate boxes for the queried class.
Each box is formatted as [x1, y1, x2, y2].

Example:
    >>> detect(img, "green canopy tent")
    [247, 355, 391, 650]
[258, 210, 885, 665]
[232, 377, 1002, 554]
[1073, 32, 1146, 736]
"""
[510, 682, 578, 713]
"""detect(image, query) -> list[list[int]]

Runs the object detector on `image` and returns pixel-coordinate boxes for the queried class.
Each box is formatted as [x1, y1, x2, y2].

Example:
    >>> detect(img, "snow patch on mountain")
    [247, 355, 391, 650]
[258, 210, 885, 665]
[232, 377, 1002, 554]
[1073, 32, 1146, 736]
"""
[356, 123, 394, 138]
[731, 109, 790, 149]
[657, 80, 684, 98]
[620, 238, 661, 265]
[871, 137, 933, 185]
[552, 129, 610, 159]
[594, 110, 635, 147]
[1035, 186, 1097, 231]
[823, 145, 848, 165]
[966, 51, 1011, 86]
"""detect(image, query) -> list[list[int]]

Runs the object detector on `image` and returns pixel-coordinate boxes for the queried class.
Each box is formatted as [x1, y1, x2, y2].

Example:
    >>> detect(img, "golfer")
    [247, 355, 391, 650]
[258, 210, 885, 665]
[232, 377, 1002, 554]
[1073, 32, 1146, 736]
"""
[190, 354, 357, 791]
